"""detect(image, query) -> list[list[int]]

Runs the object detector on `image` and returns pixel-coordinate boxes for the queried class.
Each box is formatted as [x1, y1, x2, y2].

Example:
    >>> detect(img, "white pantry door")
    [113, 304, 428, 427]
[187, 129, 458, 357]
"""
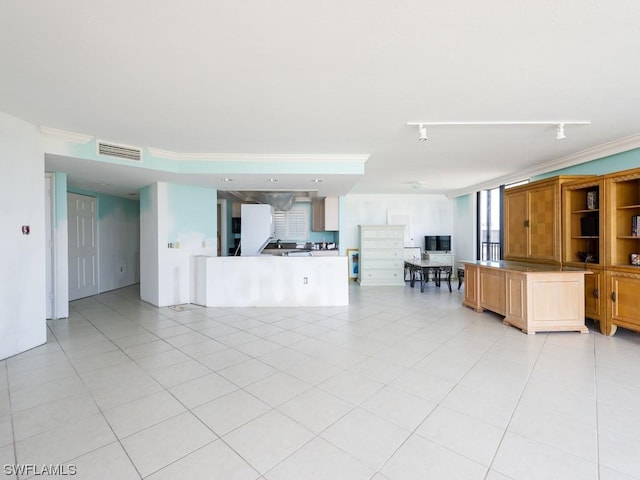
[68, 193, 98, 301]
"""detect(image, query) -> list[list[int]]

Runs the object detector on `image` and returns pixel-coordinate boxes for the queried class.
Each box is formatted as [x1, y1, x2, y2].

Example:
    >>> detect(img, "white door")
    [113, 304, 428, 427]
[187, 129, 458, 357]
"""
[68, 193, 98, 300]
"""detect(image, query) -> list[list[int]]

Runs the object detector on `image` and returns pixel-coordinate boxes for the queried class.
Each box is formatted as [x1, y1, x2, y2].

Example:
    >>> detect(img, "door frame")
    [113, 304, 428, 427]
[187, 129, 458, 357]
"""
[45, 173, 57, 319]
[217, 198, 227, 256]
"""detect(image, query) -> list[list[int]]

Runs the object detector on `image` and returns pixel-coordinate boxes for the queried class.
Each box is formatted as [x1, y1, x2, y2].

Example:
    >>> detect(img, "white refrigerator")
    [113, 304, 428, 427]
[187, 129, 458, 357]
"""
[240, 204, 276, 256]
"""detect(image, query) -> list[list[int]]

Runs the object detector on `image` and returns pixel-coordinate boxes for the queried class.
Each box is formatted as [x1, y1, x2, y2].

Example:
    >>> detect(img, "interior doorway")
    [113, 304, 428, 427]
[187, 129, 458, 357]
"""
[68, 192, 99, 300]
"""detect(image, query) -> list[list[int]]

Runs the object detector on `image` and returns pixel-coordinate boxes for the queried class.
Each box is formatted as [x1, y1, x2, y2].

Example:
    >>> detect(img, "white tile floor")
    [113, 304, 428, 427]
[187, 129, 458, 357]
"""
[2, 282, 640, 479]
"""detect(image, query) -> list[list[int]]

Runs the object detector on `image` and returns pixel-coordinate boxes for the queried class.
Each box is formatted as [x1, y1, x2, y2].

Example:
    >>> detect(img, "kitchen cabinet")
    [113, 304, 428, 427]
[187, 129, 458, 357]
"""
[359, 225, 405, 286]
[504, 176, 589, 264]
[312, 196, 339, 231]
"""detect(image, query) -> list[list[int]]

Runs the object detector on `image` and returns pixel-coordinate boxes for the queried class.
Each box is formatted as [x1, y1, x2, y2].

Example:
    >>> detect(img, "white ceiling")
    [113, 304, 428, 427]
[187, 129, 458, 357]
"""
[2, 1, 640, 197]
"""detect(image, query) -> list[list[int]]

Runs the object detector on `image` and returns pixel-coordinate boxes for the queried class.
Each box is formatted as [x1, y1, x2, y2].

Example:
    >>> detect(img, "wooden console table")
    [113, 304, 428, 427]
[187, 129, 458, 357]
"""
[462, 261, 590, 334]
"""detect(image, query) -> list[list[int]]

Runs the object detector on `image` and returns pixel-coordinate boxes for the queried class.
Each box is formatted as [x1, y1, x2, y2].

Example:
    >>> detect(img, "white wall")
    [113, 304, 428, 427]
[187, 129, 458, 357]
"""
[194, 256, 348, 307]
[342, 194, 455, 252]
[0, 112, 47, 359]
[140, 184, 160, 306]
[453, 194, 477, 262]
[95, 194, 140, 292]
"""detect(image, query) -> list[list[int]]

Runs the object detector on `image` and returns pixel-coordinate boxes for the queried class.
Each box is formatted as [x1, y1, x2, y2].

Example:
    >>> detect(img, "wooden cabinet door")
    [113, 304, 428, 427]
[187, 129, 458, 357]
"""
[504, 190, 528, 259]
[584, 268, 603, 322]
[311, 198, 325, 231]
[463, 264, 481, 311]
[479, 267, 506, 315]
[608, 270, 640, 330]
[528, 183, 558, 261]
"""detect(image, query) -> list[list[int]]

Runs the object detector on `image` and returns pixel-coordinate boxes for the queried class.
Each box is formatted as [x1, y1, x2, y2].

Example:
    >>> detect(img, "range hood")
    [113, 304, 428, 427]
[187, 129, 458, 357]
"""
[224, 191, 313, 211]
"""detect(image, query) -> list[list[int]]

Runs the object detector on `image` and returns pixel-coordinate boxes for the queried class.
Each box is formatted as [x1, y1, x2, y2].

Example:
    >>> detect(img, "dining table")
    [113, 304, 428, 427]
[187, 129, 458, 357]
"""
[404, 259, 453, 292]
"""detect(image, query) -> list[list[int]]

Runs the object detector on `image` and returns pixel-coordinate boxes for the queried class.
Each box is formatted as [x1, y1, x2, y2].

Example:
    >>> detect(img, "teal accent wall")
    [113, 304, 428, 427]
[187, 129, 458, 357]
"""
[97, 193, 139, 220]
[533, 148, 640, 180]
[140, 185, 152, 214]
[166, 183, 217, 241]
[455, 193, 471, 211]
[66, 186, 140, 221]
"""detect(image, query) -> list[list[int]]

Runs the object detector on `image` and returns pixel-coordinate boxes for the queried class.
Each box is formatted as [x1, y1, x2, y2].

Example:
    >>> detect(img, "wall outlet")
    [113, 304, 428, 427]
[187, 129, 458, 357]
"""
[175, 241, 180, 249]
[201, 240, 206, 248]
[303, 277, 308, 284]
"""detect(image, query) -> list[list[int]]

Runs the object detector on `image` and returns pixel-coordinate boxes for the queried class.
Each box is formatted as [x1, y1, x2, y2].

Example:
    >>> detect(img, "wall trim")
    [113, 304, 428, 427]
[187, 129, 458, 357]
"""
[147, 148, 370, 164]
[447, 132, 640, 198]
[40, 126, 94, 144]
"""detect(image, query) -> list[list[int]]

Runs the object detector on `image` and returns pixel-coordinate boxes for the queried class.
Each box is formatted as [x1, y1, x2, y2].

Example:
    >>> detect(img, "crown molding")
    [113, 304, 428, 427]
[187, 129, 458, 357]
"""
[447, 133, 640, 198]
[146, 148, 369, 163]
[40, 126, 93, 144]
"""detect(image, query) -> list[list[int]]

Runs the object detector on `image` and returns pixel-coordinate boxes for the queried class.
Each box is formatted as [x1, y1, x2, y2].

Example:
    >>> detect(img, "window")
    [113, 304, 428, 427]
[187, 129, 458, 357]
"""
[477, 187, 503, 261]
[274, 207, 308, 240]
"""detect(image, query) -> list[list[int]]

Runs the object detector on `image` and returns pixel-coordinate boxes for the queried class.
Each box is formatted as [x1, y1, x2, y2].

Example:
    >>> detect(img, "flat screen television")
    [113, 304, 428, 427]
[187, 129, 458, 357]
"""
[425, 235, 451, 252]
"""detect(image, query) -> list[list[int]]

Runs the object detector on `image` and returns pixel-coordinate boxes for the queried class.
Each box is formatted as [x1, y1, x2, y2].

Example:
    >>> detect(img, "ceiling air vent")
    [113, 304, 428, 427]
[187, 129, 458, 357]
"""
[97, 141, 142, 161]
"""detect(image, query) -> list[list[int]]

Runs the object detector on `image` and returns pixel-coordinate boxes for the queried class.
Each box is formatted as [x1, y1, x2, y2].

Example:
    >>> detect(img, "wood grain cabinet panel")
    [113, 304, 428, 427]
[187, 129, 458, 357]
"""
[462, 261, 588, 335]
[504, 176, 588, 264]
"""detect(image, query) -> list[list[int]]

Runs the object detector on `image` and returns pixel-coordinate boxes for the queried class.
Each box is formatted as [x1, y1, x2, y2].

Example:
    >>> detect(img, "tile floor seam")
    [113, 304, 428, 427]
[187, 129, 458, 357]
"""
[10, 285, 636, 479]
[370, 320, 522, 479]
[138, 438, 219, 479]
[481, 331, 553, 479]
[2, 360, 19, 480]
[41, 324, 148, 479]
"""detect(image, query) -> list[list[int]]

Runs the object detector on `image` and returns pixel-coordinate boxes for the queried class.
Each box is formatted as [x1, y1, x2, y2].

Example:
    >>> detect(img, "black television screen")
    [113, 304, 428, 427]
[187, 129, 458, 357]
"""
[425, 235, 451, 251]
[437, 235, 451, 251]
[425, 236, 437, 251]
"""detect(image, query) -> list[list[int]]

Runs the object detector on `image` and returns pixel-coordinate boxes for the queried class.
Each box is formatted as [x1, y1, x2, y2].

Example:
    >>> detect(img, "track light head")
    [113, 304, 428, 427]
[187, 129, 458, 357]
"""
[418, 124, 428, 141]
[556, 123, 566, 140]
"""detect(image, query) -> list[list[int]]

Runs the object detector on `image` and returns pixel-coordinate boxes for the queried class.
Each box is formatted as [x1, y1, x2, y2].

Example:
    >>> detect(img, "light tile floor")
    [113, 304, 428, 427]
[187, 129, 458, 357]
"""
[1, 282, 640, 479]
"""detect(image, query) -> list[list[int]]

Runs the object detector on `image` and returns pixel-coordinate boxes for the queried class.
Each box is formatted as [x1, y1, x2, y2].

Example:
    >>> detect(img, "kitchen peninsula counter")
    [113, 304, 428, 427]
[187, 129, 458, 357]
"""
[193, 255, 348, 307]
[462, 260, 590, 334]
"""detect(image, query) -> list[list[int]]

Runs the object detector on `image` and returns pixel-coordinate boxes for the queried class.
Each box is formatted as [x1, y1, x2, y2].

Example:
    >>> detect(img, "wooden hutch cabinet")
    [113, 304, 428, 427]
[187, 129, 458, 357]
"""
[561, 177, 605, 328]
[559, 167, 640, 336]
[602, 167, 640, 335]
[504, 176, 588, 264]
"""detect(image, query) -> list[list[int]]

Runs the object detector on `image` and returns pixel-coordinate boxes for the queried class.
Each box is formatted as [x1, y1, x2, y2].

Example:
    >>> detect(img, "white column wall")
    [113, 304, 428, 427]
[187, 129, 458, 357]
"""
[140, 184, 160, 306]
[454, 194, 477, 262]
[140, 182, 217, 307]
[0, 112, 47, 360]
[157, 182, 191, 306]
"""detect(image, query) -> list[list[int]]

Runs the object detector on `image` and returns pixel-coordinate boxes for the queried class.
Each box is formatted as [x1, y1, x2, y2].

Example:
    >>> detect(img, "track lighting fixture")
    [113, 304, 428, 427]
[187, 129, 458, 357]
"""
[407, 120, 590, 141]
[418, 124, 428, 141]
